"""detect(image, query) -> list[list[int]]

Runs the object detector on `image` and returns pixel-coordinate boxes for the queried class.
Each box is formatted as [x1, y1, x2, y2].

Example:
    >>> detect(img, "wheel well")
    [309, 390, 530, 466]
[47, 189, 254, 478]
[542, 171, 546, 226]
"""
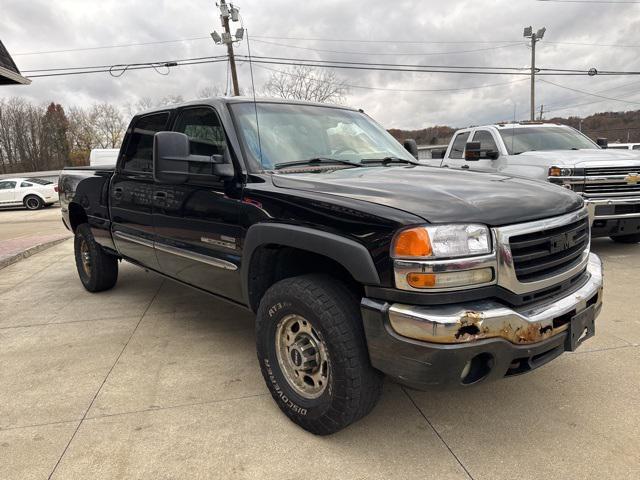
[247, 245, 363, 312]
[23, 193, 43, 203]
[68, 202, 88, 232]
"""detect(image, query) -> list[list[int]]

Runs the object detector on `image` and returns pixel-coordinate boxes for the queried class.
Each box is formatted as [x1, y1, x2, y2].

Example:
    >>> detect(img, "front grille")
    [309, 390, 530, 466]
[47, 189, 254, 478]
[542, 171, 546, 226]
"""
[584, 166, 640, 198]
[509, 218, 589, 282]
[585, 166, 639, 176]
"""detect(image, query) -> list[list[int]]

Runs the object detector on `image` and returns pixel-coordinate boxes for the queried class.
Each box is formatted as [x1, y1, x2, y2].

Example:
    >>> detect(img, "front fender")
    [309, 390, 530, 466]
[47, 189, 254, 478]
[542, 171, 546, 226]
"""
[241, 223, 381, 305]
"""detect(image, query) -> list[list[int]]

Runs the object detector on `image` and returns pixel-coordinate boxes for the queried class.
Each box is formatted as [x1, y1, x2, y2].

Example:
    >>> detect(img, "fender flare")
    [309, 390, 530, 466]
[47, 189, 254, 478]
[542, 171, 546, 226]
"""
[241, 223, 381, 305]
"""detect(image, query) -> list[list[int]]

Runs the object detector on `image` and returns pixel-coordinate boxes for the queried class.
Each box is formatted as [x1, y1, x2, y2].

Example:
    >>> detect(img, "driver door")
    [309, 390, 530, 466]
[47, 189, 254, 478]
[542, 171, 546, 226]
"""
[0, 181, 17, 205]
[467, 129, 501, 173]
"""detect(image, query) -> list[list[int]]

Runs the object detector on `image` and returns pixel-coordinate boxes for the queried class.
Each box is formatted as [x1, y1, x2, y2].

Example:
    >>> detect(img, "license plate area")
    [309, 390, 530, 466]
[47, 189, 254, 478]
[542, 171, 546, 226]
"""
[565, 306, 596, 352]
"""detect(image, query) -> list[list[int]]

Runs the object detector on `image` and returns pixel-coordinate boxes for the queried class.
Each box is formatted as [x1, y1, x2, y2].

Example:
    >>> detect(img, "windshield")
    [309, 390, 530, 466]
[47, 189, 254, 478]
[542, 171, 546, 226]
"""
[498, 126, 597, 155]
[230, 102, 415, 170]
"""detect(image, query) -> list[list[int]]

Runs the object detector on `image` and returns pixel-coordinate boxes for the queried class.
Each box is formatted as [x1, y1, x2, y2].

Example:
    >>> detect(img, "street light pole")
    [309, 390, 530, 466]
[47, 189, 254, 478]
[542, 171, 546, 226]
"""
[220, 1, 240, 96]
[211, 1, 243, 96]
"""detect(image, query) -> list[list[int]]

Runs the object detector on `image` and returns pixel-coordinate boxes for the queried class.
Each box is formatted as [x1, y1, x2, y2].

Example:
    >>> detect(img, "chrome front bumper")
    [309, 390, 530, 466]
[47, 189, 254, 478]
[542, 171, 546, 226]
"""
[585, 196, 640, 220]
[387, 253, 603, 345]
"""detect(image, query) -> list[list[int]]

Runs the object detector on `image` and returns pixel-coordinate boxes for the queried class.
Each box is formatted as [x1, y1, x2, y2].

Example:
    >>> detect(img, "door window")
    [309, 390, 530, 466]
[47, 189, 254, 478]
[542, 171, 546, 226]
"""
[0, 181, 16, 190]
[173, 107, 229, 178]
[449, 132, 470, 159]
[472, 130, 499, 155]
[121, 112, 170, 173]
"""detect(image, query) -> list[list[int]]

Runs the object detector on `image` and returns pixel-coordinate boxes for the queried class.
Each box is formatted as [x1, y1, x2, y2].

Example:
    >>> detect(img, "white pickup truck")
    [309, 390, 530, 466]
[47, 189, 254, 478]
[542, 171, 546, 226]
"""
[436, 122, 640, 243]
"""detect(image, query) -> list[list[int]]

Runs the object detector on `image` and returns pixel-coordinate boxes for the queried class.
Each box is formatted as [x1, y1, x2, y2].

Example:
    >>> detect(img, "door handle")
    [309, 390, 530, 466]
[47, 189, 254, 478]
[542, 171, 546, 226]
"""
[153, 191, 167, 204]
[461, 165, 470, 169]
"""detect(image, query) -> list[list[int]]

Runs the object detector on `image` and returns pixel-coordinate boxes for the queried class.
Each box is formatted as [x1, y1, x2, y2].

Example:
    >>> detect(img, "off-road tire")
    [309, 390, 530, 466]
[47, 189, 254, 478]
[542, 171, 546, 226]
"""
[74, 223, 118, 292]
[24, 195, 44, 210]
[610, 233, 640, 244]
[256, 274, 383, 435]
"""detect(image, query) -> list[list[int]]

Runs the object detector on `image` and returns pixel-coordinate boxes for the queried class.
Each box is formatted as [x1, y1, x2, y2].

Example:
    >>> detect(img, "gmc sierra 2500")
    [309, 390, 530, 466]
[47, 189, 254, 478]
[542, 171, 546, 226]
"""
[59, 98, 603, 435]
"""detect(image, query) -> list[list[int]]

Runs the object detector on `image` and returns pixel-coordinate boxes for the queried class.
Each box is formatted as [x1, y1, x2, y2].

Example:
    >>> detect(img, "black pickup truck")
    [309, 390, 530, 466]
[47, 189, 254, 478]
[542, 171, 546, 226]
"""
[59, 97, 604, 435]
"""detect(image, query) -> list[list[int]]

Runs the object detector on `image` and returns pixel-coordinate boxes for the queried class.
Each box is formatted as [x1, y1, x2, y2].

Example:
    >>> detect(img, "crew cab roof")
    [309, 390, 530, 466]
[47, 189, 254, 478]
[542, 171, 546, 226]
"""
[492, 122, 566, 129]
[134, 96, 360, 117]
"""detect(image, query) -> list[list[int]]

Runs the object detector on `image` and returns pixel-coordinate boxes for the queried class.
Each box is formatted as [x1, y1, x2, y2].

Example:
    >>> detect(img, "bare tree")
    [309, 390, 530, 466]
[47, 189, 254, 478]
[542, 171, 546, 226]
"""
[263, 65, 349, 104]
[197, 86, 223, 98]
[92, 103, 126, 148]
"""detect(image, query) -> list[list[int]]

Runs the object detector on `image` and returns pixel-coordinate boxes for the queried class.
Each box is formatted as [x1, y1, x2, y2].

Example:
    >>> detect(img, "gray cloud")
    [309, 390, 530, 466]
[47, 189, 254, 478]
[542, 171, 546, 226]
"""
[2, 0, 640, 129]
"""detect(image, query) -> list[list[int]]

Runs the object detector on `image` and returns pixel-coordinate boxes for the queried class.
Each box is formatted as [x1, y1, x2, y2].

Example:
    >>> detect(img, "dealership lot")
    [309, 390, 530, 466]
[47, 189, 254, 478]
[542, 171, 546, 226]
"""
[0, 227, 639, 479]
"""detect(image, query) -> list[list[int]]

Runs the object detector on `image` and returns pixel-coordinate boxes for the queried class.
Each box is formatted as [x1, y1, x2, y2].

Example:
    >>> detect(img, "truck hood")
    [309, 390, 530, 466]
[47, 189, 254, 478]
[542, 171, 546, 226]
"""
[513, 149, 640, 168]
[271, 166, 583, 226]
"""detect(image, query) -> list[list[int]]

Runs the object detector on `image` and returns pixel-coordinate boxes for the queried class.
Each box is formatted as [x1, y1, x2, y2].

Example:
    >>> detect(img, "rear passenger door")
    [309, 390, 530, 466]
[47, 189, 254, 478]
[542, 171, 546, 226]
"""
[110, 111, 170, 269]
[153, 106, 244, 302]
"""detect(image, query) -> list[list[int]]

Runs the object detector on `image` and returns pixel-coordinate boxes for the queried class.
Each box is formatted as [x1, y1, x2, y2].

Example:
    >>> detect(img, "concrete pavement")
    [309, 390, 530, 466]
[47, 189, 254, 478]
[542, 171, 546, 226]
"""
[0, 238, 639, 479]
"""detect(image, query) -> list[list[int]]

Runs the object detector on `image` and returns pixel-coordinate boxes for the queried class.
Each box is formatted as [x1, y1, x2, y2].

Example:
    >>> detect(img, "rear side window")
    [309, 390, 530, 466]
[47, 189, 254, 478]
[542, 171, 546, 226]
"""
[0, 181, 16, 190]
[634, 145, 640, 150]
[121, 112, 170, 173]
[449, 132, 470, 159]
[26, 178, 52, 185]
[20, 182, 33, 188]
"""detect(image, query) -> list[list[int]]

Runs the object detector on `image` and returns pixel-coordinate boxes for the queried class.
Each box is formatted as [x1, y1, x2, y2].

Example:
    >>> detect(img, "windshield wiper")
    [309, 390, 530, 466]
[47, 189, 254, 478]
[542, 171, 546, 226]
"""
[360, 156, 419, 166]
[274, 157, 362, 170]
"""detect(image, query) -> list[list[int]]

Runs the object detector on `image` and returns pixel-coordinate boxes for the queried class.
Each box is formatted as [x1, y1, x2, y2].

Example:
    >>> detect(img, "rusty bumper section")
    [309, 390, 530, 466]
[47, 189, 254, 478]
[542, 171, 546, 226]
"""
[387, 253, 603, 345]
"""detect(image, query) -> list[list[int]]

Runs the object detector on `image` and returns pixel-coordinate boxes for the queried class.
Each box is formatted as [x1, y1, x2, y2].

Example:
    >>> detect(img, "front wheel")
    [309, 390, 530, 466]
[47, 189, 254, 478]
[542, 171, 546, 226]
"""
[610, 233, 640, 244]
[23, 195, 43, 210]
[256, 274, 383, 435]
[74, 224, 118, 292]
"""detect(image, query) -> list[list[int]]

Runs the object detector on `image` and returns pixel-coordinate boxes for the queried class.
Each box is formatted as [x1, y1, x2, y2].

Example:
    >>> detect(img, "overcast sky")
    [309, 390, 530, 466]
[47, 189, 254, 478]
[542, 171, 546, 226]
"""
[2, 0, 640, 129]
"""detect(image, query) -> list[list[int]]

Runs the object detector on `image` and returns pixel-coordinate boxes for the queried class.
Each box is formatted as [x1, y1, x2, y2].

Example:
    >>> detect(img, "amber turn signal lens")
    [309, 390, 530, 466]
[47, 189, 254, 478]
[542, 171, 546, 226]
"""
[549, 167, 562, 177]
[406, 273, 436, 288]
[393, 228, 432, 258]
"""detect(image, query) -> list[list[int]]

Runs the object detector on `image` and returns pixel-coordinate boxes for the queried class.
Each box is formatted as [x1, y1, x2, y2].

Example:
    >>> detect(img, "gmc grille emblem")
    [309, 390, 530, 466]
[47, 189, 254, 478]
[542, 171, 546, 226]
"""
[549, 232, 578, 254]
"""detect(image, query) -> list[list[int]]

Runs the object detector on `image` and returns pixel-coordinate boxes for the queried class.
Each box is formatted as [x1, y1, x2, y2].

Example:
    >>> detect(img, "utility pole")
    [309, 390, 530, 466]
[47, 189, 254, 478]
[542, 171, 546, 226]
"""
[523, 26, 546, 121]
[539, 104, 544, 121]
[211, 1, 244, 96]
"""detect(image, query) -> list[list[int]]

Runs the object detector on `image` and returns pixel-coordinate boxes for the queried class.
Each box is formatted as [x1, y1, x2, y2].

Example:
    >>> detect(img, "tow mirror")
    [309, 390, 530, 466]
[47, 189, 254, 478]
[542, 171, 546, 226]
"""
[403, 138, 419, 159]
[464, 142, 481, 161]
[596, 137, 608, 149]
[153, 131, 234, 184]
[431, 148, 445, 159]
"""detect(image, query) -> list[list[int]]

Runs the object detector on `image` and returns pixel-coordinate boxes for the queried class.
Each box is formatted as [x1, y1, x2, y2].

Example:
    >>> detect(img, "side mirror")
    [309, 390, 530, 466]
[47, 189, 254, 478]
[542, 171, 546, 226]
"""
[153, 131, 234, 184]
[485, 149, 499, 160]
[464, 142, 481, 161]
[596, 137, 608, 149]
[431, 148, 445, 159]
[153, 131, 190, 184]
[403, 138, 419, 159]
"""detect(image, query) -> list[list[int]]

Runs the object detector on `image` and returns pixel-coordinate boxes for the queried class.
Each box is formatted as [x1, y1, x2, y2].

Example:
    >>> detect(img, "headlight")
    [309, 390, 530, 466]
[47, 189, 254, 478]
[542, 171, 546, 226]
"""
[548, 166, 573, 177]
[392, 224, 491, 259]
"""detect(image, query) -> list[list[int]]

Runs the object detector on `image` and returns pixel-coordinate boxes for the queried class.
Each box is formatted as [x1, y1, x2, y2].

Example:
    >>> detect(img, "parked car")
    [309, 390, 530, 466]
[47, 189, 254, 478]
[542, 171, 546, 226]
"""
[59, 98, 603, 435]
[0, 177, 58, 209]
[608, 142, 640, 151]
[89, 148, 120, 167]
[438, 122, 640, 243]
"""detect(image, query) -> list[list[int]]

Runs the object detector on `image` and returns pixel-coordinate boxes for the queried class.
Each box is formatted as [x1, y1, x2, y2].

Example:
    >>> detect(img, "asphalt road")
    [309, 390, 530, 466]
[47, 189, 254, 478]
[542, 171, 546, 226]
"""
[0, 236, 639, 479]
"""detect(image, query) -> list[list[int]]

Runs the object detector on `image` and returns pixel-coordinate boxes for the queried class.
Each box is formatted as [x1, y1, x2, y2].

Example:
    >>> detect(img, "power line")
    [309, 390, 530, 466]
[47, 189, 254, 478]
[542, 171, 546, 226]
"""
[537, 0, 640, 3]
[252, 62, 530, 93]
[250, 38, 525, 57]
[21, 55, 227, 73]
[540, 78, 640, 105]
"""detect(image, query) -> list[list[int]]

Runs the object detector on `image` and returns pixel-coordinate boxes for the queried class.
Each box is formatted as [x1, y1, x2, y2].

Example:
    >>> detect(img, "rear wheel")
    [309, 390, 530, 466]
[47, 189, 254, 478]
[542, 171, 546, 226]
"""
[74, 224, 118, 292]
[24, 195, 43, 210]
[610, 233, 640, 244]
[256, 274, 383, 435]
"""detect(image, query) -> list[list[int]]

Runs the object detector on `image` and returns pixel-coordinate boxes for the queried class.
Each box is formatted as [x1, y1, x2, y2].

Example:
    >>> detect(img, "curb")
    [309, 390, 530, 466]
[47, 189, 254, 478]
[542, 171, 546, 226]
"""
[0, 236, 71, 270]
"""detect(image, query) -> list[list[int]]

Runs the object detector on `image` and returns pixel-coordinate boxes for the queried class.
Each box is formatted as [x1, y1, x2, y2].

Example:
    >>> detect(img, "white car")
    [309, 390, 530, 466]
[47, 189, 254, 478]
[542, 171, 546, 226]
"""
[0, 177, 59, 210]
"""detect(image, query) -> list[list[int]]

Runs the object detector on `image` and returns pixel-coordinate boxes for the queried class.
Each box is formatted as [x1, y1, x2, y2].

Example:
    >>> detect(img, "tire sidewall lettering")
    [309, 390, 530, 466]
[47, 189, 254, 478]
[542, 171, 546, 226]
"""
[263, 358, 308, 416]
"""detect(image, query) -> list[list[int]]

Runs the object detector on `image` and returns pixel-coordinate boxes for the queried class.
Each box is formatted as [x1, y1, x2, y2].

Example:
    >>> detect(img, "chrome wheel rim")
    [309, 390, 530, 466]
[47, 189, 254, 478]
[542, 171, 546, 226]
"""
[275, 314, 330, 399]
[80, 240, 91, 276]
[26, 198, 38, 209]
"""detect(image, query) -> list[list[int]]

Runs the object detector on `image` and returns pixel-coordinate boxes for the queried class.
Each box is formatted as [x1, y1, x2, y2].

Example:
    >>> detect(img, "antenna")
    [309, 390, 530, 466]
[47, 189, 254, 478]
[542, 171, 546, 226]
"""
[246, 29, 263, 166]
